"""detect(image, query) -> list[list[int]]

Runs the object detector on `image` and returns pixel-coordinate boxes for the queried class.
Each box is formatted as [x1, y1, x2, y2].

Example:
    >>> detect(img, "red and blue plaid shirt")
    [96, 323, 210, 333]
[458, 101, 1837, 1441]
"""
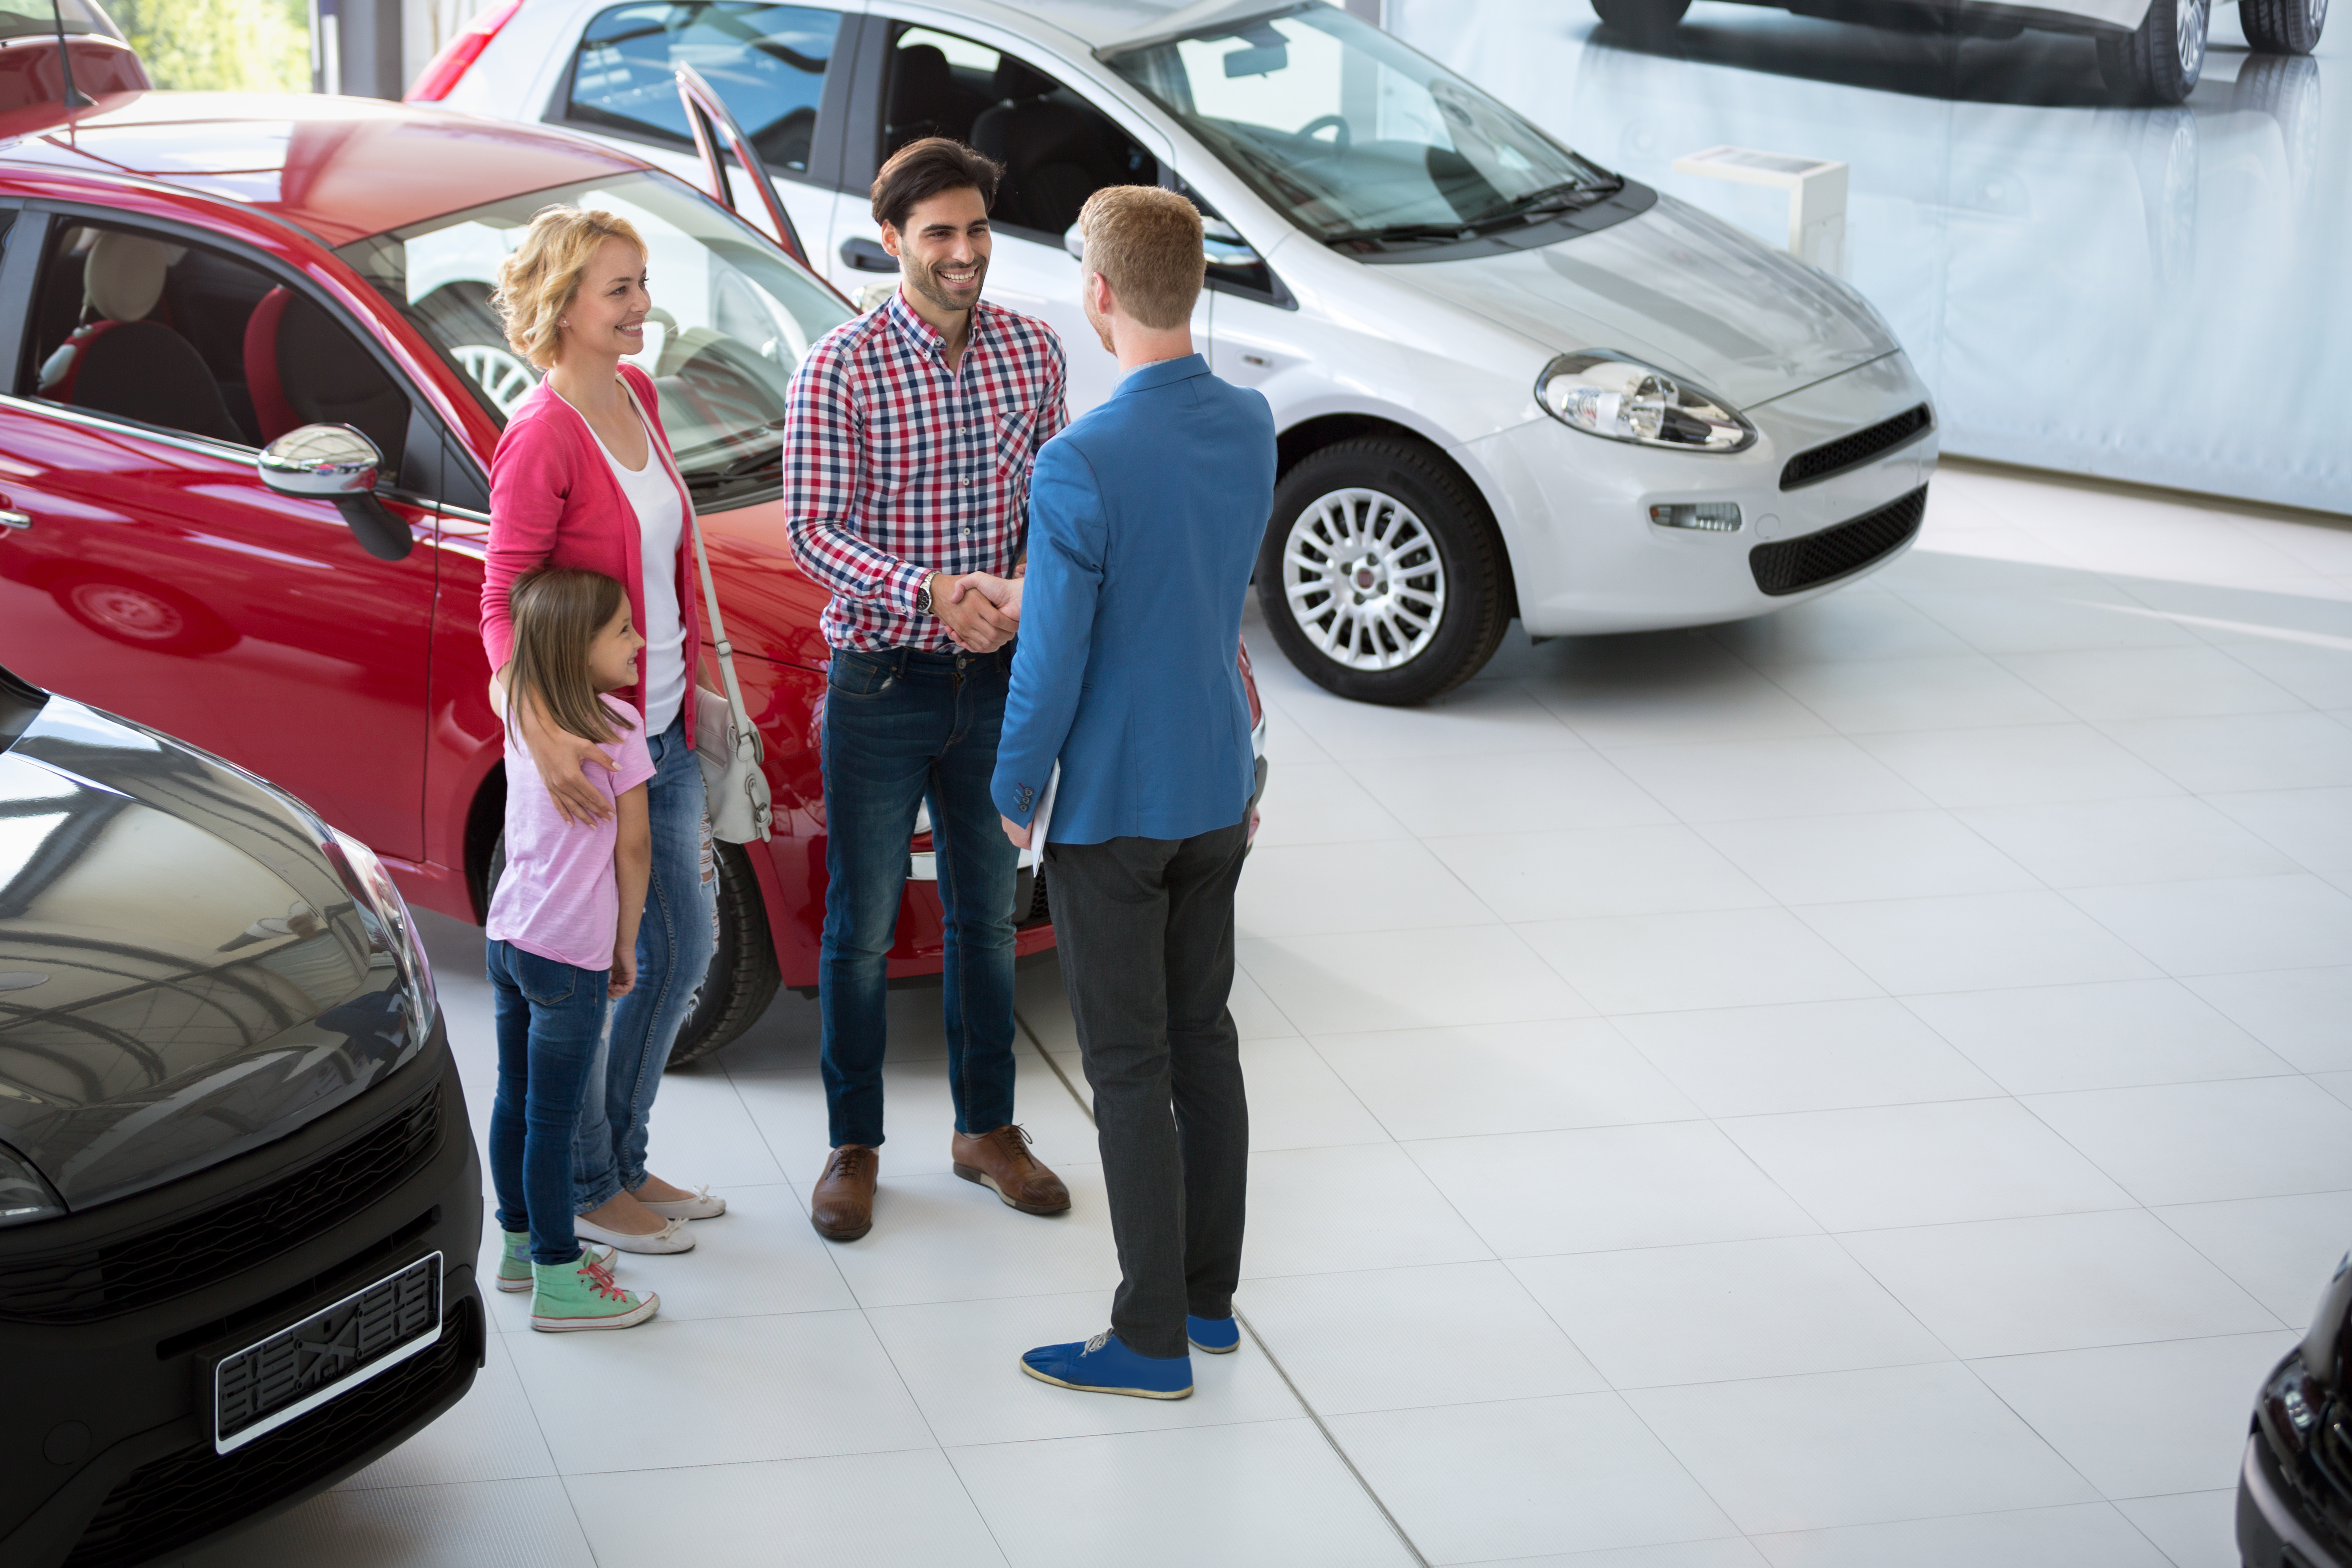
[781, 291, 1069, 652]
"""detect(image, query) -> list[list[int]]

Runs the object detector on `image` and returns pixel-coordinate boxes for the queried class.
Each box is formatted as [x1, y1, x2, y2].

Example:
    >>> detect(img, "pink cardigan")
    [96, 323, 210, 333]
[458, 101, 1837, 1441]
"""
[483, 364, 702, 750]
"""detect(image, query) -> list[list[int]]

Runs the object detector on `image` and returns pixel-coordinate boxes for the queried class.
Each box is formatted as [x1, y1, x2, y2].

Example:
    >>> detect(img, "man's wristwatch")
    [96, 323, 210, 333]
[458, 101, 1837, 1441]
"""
[914, 577, 934, 617]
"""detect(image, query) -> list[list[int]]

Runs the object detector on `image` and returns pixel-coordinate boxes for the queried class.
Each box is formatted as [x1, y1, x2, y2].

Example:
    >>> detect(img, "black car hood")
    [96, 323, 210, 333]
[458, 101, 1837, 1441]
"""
[0, 693, 418, 1212]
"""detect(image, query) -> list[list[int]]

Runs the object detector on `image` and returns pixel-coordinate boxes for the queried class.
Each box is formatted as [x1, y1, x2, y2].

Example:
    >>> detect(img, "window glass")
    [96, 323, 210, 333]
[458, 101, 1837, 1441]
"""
[0, 0, 119, 41]
[885, 24, 1157, 237]
[564, 2, 840, 173]
[20, 221, 425, 485]
[1106, 7, 1616, 251]
[338, 170, 853, 511]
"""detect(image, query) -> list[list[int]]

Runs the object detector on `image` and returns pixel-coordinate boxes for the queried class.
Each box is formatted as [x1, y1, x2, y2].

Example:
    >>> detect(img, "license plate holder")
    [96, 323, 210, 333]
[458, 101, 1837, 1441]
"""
[211, 1251, 442, 1455]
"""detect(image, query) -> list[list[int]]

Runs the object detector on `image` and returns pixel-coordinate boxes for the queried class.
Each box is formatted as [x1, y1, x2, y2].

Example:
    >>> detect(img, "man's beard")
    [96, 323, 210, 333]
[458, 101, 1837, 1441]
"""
[908, 251, 987, 315]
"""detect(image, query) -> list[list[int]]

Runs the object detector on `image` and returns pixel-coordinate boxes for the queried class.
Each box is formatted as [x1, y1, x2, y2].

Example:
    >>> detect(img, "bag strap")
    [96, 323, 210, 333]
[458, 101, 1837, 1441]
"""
[621, 374, 761, 766]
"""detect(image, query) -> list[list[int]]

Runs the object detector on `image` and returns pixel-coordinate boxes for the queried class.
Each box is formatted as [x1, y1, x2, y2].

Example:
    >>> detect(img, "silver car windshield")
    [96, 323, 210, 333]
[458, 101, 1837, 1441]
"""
[1105, 4, 1617, 249]
[338, 171, 852, 508]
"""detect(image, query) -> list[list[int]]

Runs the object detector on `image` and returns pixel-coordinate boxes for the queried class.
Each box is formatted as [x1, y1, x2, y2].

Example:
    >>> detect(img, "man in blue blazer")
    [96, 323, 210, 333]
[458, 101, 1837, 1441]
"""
[968, 185, 1275, 1399]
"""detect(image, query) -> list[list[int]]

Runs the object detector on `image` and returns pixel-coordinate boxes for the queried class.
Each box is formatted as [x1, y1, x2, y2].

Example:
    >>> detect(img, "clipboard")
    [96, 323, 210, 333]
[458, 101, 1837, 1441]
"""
[1028, 762, 1061, 852]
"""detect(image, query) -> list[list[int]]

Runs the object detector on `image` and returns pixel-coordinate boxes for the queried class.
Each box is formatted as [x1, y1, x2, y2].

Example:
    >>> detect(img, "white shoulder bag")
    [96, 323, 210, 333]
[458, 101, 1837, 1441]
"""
[623, 377, 773, 843]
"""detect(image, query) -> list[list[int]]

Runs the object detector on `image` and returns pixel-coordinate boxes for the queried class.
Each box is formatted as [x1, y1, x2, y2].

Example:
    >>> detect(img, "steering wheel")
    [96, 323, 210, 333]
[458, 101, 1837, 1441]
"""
[1297, 113, 1352, 152]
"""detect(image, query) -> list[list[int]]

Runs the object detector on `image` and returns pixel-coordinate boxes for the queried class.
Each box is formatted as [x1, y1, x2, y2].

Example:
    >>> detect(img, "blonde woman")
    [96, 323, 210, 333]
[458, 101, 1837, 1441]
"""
[483, 205, 720, 1255]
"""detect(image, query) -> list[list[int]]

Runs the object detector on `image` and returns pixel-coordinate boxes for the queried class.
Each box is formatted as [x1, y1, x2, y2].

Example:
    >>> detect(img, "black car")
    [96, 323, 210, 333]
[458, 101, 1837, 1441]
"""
[2242, 1251, 2352, 1566]
[0, 664, 481, 1566]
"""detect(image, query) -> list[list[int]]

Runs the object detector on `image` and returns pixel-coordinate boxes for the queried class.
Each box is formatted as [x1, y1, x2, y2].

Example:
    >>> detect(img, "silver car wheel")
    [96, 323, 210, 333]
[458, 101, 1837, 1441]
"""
[2177, 0, 2209, 74]
[1281, 487, 1449, 672]
[454, 343, 540, 417]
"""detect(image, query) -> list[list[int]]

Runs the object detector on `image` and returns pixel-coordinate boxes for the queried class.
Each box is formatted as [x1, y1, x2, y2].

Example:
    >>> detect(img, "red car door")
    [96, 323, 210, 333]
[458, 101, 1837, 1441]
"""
[0, 210, 436, 860]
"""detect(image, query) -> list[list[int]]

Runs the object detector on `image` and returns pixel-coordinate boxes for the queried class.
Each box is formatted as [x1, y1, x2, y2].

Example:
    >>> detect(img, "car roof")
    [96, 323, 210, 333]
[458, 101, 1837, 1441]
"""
[0, 90, 649, 248]
[972, 0, 1301, 53]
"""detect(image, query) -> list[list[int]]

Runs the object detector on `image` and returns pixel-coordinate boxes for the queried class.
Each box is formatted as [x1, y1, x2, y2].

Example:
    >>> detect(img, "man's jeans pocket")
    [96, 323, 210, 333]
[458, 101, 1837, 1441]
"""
[827, 649, 898, 701]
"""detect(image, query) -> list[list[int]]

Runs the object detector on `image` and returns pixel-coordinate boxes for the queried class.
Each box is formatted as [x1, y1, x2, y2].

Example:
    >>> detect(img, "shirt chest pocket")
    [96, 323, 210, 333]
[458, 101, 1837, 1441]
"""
[991, 406, 1042, 486]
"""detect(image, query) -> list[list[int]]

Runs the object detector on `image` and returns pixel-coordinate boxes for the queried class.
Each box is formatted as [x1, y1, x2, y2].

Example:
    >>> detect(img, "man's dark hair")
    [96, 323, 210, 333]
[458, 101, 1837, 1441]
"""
[871, 137, 1004, 231]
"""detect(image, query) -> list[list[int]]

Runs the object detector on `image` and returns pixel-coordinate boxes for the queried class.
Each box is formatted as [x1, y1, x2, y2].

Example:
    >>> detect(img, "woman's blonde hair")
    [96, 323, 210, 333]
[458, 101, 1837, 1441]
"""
[506, 567, 634, 747]
[491, 205, 647, 370]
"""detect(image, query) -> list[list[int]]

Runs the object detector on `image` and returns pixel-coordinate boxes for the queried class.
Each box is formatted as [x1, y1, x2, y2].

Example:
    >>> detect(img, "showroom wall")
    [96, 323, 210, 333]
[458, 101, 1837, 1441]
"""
[1388, 0, 2347, 514]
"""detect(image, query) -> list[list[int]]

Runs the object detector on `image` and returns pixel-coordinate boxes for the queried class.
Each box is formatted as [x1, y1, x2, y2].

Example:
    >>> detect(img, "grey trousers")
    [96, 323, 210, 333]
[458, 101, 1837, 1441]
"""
[1044, 820, 1251, 1359]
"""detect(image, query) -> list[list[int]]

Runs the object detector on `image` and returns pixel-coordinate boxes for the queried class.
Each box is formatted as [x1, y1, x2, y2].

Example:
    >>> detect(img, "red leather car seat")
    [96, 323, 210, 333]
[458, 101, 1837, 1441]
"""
[242, 285, 407, 463]
[37, 231, 243, 444]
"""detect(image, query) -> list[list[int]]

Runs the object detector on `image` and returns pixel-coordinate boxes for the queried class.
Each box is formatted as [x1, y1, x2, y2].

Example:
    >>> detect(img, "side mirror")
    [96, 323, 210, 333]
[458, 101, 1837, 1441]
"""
[258, 424, 412, 562]
[1063, 224, 1085, 262]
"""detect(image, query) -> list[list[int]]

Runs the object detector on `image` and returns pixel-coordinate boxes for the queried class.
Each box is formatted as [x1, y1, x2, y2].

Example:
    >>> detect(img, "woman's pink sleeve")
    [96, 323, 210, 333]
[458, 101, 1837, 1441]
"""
[482, 415, 568, 672]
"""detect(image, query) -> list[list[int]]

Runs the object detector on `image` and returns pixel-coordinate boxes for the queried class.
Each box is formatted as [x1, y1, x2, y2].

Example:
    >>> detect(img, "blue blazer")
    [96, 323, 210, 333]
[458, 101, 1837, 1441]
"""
[992, 354, 1276, 845]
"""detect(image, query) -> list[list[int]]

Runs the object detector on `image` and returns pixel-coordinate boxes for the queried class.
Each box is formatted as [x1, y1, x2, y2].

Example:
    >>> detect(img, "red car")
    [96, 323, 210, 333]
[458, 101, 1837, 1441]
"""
[0, 87, 1264, 1061]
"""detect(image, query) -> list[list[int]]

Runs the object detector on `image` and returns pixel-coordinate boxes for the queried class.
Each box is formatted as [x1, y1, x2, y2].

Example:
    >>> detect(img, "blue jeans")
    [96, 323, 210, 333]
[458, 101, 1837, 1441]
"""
[570, 713, 717, 1211]
[487, 939, 609, 1265]
[820, 645, 1020, 1150]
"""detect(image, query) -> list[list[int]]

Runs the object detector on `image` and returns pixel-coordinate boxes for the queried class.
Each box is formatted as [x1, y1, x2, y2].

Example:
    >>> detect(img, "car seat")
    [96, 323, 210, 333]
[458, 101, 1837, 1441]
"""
[885, 43, 956, 151]
[243, 287, 407, 464]
[36, 231, 245, 444]
[968, 58, 1132, 233]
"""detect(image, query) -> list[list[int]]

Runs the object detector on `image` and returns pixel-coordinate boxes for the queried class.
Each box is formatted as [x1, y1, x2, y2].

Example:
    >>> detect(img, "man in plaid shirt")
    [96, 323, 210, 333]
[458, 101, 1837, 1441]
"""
[783, 138, 1073, 1243]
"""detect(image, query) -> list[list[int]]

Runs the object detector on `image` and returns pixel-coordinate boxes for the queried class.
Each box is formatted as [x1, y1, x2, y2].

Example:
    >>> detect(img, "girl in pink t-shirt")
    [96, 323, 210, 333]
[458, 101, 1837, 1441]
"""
[484, 568, 662, 1332]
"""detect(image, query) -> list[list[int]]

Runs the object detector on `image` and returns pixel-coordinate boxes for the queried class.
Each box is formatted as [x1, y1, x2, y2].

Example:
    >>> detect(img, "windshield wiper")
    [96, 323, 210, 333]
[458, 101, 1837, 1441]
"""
[1318, 220, 1482, 248]
[684, 441, 785, 492]
[1468, 176, 1621, 228]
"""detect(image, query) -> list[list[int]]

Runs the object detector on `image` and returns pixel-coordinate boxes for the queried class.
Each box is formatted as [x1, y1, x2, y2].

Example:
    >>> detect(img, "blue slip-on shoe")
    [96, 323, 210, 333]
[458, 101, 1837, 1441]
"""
[1021, 1330, 1193, 1399]
[1186, 1314, 1240, 1354]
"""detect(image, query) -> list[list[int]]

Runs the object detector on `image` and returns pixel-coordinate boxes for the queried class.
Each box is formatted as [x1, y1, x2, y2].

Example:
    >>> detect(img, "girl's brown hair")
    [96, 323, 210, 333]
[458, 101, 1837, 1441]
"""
[506, 568, 634, 747]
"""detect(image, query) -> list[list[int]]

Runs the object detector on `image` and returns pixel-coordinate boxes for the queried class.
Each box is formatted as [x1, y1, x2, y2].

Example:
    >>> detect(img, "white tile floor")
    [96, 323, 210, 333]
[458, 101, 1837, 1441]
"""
[176, 463, 2352, 1567]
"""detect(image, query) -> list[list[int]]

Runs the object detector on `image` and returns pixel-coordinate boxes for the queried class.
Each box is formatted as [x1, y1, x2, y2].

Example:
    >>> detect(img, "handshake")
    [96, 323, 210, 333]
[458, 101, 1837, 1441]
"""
[927, 567, 1024, 654]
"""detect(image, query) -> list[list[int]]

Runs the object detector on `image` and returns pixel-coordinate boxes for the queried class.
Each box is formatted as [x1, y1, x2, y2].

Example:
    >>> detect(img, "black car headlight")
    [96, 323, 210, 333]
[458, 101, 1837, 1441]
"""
[2263, 1352, 2325, 1450]
[1537, 351, 1756, 454]
[0, 1138, 66, 1228]
[322, 826, 438, 1060]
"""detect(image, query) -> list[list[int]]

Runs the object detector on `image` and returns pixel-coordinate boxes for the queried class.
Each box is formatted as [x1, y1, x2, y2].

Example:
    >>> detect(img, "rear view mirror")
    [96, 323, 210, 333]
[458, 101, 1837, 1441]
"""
[258, 424, 412, 562]
[1223, 42, 1287, 77]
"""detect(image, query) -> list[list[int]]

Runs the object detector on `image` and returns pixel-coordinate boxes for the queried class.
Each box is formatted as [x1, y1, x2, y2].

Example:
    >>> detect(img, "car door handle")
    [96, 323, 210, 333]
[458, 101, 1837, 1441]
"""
[0, 508, 30, 531]
[840, 238, 899, 274]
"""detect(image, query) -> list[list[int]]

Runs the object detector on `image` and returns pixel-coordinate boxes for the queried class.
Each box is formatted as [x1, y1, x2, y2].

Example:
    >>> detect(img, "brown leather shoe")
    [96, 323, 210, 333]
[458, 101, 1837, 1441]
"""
[809, 1145, 878, 1241]
[951, 1124, 1071, 1216]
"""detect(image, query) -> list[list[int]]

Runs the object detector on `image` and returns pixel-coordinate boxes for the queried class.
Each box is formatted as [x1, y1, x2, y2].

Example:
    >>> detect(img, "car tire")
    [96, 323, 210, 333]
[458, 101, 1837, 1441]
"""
[2239, 0, 2325, 52]
[1590, 0, 1692, 39]
[486, 833, 778, 1069]
[668, 840, 779, 1068]
[2096, 0, 2209, 104]
[1255, 436, 1510, 707]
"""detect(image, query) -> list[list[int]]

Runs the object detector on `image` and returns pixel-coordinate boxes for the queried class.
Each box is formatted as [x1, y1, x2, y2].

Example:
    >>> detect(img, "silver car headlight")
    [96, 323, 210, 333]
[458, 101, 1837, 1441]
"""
[324, 826, 438, 1058]
[1536, 352, 1756, 453]
[0, 1139, 66, 1228]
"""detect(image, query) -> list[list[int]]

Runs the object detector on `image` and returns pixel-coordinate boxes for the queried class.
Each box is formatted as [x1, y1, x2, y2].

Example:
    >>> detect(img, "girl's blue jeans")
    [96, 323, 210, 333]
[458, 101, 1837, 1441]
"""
[486, 939, 608, 1265]
[570, 713, 718, 1211]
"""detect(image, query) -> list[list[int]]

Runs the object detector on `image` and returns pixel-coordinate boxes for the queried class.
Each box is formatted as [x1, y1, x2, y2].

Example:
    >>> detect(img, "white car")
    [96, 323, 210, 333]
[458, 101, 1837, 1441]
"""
[418, 0, 1940, 705]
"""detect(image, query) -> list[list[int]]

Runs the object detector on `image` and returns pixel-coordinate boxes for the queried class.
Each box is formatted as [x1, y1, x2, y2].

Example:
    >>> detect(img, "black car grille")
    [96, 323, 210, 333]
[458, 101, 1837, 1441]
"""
[0, 1084, 442, 1324]
[1750, 487, 1928, 597]
[62, 1296, 481, 1568]
[1780, 404, 1934, 490]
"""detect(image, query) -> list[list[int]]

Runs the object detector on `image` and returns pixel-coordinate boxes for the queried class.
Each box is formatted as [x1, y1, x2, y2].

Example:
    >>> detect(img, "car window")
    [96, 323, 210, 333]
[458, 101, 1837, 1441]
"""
[1105, 6, 1616, 250]
[884, 24, 1158, 238]
[562, 1, 842, 175]
[17, 221, 435, 490]
[337, 170, 854, 511]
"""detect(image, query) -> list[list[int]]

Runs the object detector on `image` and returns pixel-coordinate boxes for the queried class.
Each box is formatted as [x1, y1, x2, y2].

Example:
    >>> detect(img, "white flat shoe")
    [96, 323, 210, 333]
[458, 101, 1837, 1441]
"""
[639, 1185, 726, 1221]
[575, 1214, 697, 1254]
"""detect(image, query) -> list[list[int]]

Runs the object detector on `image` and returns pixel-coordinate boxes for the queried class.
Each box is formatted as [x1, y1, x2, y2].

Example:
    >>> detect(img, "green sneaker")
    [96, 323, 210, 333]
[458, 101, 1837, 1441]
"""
[530, 1253, 657, 1332]
[497, 1230, 616, 1293]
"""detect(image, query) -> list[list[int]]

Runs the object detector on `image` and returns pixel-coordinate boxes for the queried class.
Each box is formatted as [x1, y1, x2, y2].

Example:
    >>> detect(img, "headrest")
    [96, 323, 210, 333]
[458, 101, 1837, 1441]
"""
[891, 44, 951, 101]
[83, 232, 169, 323]
[992, 57, 1057, 101]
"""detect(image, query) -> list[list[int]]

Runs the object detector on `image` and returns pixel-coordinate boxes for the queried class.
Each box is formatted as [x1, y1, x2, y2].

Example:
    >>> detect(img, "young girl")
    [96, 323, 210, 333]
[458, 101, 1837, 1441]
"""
[485, 567, 661, 1331]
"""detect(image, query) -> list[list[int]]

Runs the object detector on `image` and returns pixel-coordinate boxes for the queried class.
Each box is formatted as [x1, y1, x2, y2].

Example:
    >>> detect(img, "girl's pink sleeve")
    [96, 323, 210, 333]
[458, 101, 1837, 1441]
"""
[481, 413, 568, 672]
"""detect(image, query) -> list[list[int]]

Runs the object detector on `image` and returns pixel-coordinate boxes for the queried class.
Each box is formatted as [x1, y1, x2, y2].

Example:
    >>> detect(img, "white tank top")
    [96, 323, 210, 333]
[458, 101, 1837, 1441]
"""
[585, 405, 687, 736]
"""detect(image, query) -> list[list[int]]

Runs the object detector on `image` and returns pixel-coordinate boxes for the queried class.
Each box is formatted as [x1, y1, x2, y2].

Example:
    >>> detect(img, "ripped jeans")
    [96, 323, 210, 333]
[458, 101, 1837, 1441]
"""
[571, 712, 718, 1212]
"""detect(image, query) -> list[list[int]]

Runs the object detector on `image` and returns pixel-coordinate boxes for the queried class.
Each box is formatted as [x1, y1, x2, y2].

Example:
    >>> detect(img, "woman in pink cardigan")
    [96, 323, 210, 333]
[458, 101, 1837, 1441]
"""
[484, 206, 722, 1256]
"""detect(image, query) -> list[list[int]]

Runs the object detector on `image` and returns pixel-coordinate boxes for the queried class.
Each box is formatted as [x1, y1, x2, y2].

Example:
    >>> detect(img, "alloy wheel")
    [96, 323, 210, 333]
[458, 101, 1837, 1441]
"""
[454, 343, 540, 417]
[1279, 487, 1449, 672]
[2176, 0, 2209, 76]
